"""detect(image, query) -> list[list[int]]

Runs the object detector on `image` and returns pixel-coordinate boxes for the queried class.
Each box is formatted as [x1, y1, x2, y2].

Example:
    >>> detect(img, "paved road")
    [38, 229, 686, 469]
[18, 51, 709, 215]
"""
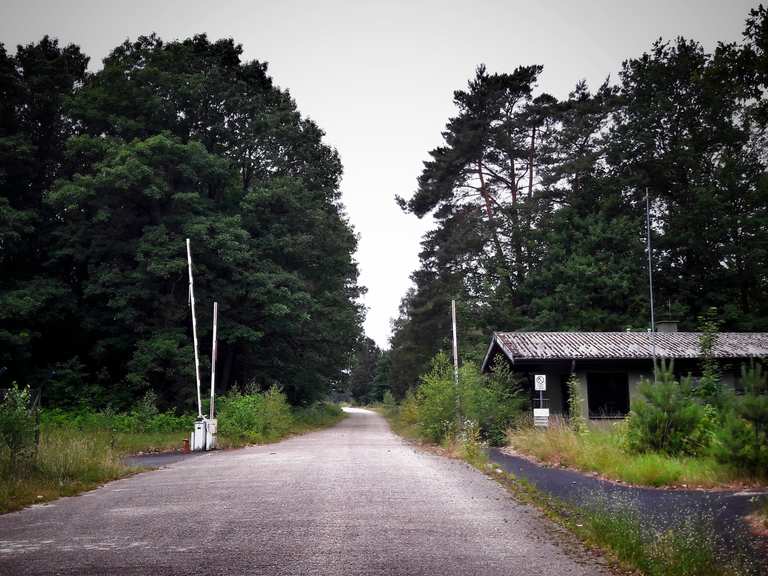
[0, 409, 611, 575]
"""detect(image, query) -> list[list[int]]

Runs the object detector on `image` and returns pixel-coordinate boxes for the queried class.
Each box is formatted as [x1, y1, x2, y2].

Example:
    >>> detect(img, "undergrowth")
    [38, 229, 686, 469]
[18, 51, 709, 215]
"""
[506, 420, 757, 488]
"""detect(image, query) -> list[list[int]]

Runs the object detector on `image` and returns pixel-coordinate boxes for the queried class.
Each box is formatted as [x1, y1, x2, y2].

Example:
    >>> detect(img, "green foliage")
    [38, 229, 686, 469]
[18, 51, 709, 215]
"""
[347, 336, 383, 404]
[714, 362, 768, 473]
[217, 386, 294, 443]
[413, 352, 525, 446]
[381, 390, 397, 416]
[0, 384, 36, 465]
[579, 504, 737, 576]
[389, 7, 768, 390]
[0, 34, 362, 410]
[696, 308, 723, 406]
[507, 423, 740, 488]
[292, 402, 344, 429]
[566, 374, 588, 435]
[40, 399, 194, 435]
[627, 362, 715, 456]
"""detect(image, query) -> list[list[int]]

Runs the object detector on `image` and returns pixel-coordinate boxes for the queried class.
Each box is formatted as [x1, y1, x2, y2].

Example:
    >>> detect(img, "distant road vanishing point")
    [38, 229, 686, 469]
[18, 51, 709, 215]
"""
[0, 408, 611, 575]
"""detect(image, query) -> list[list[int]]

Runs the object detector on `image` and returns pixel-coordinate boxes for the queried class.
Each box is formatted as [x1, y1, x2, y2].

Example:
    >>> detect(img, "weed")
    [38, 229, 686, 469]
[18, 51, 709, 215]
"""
[507, 419, 748, 487]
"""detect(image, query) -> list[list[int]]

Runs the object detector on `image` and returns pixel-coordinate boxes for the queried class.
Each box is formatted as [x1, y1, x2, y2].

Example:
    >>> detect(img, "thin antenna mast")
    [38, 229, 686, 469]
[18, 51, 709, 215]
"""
[645, 189, 657, 379]
[209, 301, 218, 420]
[186, 239, 203, 419]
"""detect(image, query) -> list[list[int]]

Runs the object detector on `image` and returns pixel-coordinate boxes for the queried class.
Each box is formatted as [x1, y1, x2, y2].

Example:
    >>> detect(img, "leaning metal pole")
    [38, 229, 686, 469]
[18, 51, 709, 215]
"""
[186, 239, 203, 419]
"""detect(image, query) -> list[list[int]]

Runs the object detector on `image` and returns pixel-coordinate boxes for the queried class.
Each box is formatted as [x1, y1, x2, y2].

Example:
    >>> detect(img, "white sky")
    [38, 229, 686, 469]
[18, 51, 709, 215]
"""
[0, 0, 757, 348]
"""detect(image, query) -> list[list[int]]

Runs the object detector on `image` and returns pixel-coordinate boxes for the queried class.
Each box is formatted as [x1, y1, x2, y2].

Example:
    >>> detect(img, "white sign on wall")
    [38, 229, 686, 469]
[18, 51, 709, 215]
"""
[534, 374, 547, 391]
[533, 408, 550, 427]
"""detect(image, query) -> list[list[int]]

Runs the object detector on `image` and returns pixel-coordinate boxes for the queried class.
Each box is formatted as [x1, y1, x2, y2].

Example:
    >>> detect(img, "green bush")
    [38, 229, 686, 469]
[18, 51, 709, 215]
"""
[217, 386, 294, 442]
[40, 405, 193, 434]
[0, 384, 36, 466]
[415, 353, 459, 442]
[566, 374, 588, 435]
[381, 390, 397, 416]
[294, 402, 344, 428]
[626, 362, 714, 456]
[414, 352, 526, 446]
[714, 362, 768, 473]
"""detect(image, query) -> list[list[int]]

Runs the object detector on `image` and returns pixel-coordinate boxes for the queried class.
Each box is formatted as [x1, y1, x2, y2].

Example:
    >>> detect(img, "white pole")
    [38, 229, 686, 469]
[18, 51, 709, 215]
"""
[209, 301, 218, 420]
[451, 299, 459, 386]
[451, 299, 460, 426]
[186, 239, 203, 419]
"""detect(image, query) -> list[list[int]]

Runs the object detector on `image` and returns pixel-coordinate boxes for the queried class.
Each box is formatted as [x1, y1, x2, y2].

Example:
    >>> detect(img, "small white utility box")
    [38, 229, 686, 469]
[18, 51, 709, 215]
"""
[191, 418, 207, 451]
[205, 418, 217, 450]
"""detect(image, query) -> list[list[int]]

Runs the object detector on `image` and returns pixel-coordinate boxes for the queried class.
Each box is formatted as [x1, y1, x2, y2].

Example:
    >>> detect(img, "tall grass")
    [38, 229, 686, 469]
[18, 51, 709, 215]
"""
[506, 419, 752, 487]
[0, 427, 126, 513]
[578, 502, 745, 576]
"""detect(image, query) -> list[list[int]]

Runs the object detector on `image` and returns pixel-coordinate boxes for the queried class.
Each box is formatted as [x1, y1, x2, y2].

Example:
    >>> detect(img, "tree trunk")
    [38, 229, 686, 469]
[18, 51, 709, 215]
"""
[477, 160, 515, 295]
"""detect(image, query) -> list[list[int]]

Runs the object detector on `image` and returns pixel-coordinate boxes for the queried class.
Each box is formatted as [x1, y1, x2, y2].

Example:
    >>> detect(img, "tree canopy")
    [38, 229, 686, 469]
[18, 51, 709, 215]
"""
[1, 34, 363, 408]
[389, 6, 768, 397]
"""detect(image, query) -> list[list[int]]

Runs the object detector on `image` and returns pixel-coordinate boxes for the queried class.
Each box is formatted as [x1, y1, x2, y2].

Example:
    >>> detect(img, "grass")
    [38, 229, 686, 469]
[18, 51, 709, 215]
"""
[748, 500, 768, 535]
[0, 427, 127, 514]
[0, 401, 346, 514]
[482, 461, 752, 576]
[505, 419, 758, 488]
[381, 403, 754, 576]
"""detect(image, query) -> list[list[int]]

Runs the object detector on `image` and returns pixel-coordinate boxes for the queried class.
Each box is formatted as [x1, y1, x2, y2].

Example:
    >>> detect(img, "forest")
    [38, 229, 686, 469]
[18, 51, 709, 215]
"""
[0, 34, 364, 409]
[377, 5, 768, 400]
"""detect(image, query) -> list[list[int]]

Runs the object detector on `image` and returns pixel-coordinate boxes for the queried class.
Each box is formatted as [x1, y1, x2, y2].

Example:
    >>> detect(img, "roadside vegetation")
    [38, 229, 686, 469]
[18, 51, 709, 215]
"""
[489, 468, 748, 576]
[507, 350, 768, 488]
[381, 332, 767, 575]
[0, 385, 344, 513]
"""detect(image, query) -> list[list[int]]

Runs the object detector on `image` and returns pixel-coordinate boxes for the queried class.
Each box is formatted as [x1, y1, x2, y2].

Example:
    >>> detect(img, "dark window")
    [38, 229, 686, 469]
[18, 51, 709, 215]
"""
[587, 373, 629, 418]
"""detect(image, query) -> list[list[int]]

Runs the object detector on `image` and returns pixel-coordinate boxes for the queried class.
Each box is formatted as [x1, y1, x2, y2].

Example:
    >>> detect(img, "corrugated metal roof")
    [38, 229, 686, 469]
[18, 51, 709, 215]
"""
[491, 332, 768, 362]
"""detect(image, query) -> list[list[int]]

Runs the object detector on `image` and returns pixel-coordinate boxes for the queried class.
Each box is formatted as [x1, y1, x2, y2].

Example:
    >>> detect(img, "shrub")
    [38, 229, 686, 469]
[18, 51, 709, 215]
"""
[398, 390, 420, 428]
[415, 353, 458, 442]
[294, 402, 343, 427]
[39, 406, 192, 434]
[626, 361, 714, 456]
[0, 384, 36, 467]
[381, 390, 397, 416]
[714, 362, 768, 473]
[566, 374, 588, 435]
[414, 352, 526, 445]
[217, 386, 294, 442]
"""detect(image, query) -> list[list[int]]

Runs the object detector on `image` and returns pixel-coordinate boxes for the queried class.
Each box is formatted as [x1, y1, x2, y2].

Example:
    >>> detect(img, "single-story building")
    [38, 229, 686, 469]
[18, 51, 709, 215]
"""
[480, 324, 768, 420]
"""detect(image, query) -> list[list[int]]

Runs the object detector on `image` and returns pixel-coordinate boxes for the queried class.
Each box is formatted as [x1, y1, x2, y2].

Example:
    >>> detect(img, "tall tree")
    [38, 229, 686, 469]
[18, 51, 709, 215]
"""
[1, 35, 363, 408]
[0, 37, 89, 393]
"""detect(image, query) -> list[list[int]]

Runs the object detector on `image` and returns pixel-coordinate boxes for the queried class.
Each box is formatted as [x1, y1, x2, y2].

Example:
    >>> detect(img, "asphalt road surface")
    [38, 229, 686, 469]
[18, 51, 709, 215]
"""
[0, 408, 611, 576]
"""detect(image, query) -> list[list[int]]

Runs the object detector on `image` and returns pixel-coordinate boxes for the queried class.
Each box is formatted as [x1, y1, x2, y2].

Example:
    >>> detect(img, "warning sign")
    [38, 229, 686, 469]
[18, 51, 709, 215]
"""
[534, 374, 546, 391]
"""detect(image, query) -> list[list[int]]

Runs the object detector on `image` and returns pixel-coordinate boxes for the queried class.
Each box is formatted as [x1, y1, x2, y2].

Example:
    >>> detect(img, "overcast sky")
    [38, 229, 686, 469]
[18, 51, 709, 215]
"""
[0, 0, 758, 347]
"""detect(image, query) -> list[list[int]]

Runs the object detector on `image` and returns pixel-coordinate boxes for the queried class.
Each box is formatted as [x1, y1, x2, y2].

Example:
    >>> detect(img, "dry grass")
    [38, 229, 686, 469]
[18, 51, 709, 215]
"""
[506, 419, 752, 488]
[0, 427, 130, 513]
